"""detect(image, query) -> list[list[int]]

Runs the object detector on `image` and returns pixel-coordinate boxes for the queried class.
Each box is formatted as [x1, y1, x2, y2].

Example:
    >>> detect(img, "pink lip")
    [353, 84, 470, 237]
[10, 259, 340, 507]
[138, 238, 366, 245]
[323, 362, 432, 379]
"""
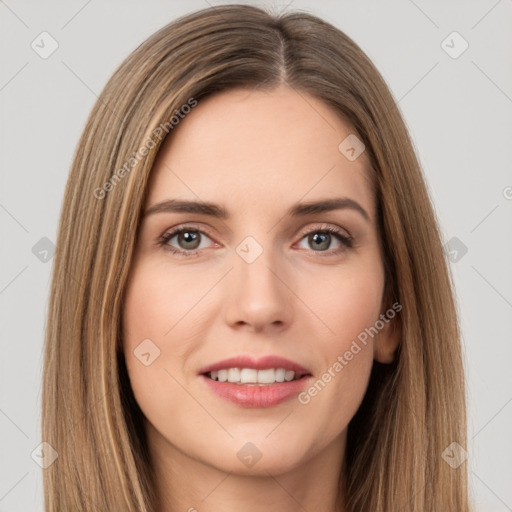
[198, 355, 312, 408]
[201, 375, 312, 408]
[198, 355, 311, 376]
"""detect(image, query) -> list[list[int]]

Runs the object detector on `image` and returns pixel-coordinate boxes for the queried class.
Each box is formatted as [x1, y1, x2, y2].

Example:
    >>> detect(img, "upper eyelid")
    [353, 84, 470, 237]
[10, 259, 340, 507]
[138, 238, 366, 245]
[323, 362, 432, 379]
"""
[162, 223, 215, 241]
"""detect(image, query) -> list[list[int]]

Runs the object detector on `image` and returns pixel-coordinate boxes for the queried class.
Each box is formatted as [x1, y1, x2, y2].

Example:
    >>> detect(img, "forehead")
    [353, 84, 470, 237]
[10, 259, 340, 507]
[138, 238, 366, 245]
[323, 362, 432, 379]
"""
[146, 85, 374, 218]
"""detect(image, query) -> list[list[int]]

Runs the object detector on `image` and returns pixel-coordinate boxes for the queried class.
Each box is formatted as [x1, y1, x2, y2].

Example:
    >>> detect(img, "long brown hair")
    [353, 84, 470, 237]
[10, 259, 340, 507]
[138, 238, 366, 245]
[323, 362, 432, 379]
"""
[42, 4, 470, 510]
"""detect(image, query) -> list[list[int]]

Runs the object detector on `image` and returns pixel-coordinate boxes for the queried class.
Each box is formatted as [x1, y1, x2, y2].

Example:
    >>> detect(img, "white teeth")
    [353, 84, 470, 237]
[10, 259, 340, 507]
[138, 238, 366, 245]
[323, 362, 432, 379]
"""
[207, 367, 299, 384]
[240, 368, 258, 383]
[284, 370, 295, 382]
[257, 369, 276, 384]
[227, 368, 241, 383]
[275, 368, 285, 382]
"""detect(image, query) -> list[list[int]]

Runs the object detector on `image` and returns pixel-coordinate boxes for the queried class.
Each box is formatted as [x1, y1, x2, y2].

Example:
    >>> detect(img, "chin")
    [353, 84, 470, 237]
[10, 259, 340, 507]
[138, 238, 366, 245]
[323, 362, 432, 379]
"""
[200, 429, 320, 476]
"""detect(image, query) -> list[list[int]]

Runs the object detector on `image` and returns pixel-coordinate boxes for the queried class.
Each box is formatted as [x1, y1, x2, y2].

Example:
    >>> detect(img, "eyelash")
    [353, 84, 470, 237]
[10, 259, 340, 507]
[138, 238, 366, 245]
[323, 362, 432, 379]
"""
[158, 224, 353, 258]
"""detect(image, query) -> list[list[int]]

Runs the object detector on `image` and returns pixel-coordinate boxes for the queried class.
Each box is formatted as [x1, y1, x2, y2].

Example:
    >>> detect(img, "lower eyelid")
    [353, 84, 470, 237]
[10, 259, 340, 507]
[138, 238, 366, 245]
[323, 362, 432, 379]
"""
[166, 243, 345, 260]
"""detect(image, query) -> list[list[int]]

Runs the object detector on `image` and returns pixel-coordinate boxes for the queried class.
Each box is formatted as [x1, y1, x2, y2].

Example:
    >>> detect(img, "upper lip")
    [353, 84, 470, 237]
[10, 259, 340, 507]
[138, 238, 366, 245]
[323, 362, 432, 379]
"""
[198, 355, 312, 377]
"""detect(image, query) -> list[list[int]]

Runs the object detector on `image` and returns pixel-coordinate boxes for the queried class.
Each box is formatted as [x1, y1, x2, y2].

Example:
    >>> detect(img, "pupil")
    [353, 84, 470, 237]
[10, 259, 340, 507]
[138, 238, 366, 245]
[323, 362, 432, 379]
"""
[311, 233, 329, 251]
[180, 231, 199, 249]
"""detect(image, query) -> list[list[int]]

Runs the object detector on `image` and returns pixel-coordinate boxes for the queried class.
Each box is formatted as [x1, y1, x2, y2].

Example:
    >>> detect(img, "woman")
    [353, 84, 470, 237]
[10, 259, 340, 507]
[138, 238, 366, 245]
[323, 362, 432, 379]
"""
[42, 4, 470, 511]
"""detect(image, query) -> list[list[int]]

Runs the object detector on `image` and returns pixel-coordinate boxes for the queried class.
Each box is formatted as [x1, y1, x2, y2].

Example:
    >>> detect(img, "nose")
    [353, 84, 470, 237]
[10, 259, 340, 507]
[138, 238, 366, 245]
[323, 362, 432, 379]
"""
[223, 243, 294, 333]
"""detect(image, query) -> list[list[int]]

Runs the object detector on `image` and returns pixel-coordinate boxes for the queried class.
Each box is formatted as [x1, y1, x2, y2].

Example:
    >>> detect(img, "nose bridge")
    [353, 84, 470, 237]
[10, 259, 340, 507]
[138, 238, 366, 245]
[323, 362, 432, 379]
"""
[224, 232, 293, 330]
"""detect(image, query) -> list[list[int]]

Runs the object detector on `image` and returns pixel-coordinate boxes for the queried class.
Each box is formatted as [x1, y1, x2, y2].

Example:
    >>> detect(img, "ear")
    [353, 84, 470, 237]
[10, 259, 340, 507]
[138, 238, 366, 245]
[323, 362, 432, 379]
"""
[373, 302, 402, 364]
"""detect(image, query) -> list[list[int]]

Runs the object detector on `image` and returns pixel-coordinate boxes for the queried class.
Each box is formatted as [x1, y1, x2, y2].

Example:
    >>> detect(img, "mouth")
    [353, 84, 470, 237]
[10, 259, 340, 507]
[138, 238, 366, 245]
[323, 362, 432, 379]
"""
[198, 355, 313, 408]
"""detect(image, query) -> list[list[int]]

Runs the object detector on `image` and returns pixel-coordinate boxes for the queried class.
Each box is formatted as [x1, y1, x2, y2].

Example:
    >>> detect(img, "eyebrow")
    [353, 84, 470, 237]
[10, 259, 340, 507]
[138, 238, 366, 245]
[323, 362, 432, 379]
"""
[143, 197, 370, 222]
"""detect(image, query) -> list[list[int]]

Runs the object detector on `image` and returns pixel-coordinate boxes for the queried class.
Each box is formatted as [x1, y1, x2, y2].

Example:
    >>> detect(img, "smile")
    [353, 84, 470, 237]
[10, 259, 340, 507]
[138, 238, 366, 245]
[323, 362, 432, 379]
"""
[206, 367, 302, 384]
[199, 355, 313, 407]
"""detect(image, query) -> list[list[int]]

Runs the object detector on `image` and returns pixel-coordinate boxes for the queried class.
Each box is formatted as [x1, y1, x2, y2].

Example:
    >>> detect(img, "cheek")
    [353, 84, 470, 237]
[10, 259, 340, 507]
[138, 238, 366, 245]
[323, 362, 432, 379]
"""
[296, 258, 384, 418]
[301, 255, 384, 352]
[122, 260, 215, 361]
[122, 260, 221, 426]
[121, 263, 186, 424]
[124, 262, 193, 339]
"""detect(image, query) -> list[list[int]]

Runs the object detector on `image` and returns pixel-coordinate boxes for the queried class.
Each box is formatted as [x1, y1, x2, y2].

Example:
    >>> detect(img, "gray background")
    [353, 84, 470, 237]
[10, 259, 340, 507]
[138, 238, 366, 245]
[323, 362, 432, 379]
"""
[1, 1, 511, 510]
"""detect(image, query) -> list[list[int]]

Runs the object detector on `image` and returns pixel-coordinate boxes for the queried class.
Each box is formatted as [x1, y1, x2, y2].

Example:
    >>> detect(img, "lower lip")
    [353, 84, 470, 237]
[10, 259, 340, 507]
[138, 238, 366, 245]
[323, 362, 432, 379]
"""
[201, 375, 312, 408]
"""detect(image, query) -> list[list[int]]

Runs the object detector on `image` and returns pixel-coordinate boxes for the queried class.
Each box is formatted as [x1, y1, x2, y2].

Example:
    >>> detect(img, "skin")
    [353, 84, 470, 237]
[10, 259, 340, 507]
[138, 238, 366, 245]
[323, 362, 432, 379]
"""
[122, 84, 400, 512]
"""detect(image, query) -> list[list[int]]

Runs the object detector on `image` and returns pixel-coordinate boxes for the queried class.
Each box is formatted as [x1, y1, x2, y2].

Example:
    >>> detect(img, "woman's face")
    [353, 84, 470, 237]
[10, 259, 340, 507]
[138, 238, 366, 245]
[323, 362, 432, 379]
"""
[123, 85, 398, 476]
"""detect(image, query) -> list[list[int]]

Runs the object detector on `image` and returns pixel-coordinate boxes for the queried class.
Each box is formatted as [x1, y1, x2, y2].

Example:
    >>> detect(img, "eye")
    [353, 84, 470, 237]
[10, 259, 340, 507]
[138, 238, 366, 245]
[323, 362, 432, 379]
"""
[158, 223, 353, 258]
[296, 225, 353, 256]
[159, 226, 214, 257]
